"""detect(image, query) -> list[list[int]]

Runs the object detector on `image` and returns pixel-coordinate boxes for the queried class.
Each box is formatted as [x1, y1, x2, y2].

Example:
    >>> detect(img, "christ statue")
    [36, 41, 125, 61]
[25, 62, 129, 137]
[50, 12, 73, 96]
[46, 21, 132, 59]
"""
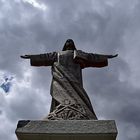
[21, 39, 118, 120]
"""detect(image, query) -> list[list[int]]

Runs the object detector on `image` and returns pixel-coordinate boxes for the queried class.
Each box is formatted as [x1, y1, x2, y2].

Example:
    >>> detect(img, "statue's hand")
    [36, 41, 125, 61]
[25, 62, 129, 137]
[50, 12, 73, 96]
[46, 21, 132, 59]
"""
[20, 55, 31, 59]
[107, 54, 118, 59]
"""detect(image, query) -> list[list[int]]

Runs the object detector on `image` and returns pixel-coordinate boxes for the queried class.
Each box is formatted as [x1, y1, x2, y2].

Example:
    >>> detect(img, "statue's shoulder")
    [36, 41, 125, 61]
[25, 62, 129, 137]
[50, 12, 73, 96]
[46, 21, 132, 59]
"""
[74, 50, 89, 61]
[75, 50, 88, 56]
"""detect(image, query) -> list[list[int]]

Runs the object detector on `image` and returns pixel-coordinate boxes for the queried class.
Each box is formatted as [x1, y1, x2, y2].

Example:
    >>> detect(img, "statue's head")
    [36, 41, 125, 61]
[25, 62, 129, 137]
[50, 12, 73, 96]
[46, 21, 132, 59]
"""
[62, 39, 77, 51]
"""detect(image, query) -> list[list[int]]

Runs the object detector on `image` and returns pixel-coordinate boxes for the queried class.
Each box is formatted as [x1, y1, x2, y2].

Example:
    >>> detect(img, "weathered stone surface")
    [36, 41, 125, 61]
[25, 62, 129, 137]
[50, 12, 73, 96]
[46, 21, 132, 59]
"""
[16, 120, 117, 140]
[21, 39, 118, 120]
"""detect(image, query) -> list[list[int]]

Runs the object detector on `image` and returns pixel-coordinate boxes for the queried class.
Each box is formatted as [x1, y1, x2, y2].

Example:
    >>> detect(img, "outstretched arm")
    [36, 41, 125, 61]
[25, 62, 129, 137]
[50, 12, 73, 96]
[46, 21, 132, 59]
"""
[74, 50, 118, 68]
[20, 52, 57, 66]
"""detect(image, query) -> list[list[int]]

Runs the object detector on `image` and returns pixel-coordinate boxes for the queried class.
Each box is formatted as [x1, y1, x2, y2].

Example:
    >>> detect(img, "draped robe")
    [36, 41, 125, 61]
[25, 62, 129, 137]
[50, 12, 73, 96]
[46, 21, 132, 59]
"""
[30, 50, 108, 120]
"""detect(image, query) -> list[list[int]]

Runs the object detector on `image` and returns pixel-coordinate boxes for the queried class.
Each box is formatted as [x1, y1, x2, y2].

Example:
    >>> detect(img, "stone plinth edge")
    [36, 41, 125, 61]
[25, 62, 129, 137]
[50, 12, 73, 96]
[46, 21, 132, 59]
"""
[15, 120, 118, 140]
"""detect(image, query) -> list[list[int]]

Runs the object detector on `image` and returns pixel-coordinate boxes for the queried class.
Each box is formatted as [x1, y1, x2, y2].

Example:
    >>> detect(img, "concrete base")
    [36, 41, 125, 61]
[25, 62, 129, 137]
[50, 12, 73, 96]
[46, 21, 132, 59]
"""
[15, 120, 117, 140]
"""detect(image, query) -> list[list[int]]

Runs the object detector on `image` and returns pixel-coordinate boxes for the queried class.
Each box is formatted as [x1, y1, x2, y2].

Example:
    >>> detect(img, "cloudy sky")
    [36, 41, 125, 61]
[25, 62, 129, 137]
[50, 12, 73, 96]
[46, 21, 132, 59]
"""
[0, 0, 140, 139]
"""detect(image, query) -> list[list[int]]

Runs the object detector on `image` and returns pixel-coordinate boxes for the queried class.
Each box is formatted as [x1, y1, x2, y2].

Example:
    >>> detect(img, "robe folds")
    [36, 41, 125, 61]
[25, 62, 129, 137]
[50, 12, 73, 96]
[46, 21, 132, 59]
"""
[30, 50, 108, 120]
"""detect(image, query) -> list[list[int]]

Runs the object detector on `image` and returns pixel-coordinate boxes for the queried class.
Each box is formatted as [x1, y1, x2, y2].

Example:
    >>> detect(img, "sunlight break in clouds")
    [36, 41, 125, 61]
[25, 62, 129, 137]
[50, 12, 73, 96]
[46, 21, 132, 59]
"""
[23, 0, 48, 11]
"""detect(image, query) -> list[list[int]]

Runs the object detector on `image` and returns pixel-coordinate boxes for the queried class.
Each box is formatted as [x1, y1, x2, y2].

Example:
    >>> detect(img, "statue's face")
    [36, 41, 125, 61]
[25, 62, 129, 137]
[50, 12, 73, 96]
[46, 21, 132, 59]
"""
[65, 39, 75, 50]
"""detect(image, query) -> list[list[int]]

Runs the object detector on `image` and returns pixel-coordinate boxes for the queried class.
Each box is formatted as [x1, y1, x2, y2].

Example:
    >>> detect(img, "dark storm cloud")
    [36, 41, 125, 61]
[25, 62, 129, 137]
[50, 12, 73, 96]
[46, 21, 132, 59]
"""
[39, 0, 127, 51]
[0, 0, 140, 140]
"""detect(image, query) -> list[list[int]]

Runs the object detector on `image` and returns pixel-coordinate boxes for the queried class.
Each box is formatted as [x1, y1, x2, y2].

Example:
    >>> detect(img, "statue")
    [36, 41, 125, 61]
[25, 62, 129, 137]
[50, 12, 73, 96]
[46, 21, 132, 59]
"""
[21, 39, 118, 120]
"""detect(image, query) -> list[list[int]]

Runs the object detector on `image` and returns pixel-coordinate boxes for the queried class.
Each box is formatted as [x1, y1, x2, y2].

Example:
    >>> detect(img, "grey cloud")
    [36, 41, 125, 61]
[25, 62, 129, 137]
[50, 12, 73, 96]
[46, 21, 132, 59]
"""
[83, 59, 140, 140]
[4, 87, 51, 121]
[0, 0, 140, 140]
[0, 0, 51, 75]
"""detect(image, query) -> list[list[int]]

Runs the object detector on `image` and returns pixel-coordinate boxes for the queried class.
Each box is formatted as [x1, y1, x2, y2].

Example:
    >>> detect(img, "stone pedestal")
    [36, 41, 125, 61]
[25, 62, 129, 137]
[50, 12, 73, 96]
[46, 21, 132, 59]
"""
[15, 120, 117, 140]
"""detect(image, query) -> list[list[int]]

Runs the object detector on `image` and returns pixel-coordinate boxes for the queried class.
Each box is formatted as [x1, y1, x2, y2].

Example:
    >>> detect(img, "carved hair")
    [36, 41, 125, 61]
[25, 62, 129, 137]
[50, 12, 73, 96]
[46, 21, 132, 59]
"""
[62, 39, 77, 51]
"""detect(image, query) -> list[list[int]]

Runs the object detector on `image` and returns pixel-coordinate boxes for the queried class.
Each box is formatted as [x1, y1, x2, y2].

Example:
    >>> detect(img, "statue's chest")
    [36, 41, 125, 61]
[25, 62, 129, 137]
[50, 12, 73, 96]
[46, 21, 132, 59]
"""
[58, 50, 75, 67]
[57, 50, 83, 85]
